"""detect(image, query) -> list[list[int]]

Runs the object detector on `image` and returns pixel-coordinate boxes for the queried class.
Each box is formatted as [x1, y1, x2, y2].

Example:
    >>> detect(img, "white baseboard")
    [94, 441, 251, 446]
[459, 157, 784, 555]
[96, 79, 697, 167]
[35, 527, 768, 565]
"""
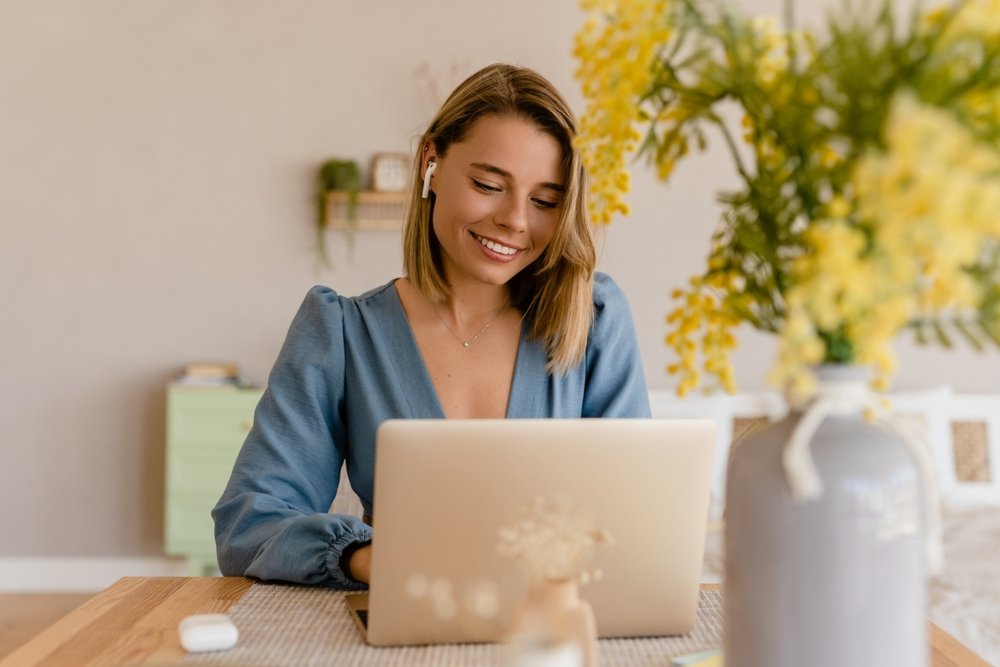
[0, 557, 190, 593]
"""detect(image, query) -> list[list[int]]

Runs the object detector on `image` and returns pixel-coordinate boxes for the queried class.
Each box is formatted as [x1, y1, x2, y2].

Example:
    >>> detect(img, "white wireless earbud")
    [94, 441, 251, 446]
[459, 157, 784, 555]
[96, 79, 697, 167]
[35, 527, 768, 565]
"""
[421, 160, 437, 199]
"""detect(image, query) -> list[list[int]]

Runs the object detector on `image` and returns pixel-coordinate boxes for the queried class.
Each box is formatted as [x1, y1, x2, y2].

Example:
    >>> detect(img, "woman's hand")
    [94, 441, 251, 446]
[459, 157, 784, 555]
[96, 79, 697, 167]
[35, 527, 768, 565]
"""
[347, 544, 372, 583]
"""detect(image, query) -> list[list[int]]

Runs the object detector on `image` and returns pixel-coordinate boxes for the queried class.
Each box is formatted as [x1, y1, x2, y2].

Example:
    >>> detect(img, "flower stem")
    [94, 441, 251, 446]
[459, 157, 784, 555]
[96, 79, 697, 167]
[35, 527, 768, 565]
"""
[708, 112, 753, 184]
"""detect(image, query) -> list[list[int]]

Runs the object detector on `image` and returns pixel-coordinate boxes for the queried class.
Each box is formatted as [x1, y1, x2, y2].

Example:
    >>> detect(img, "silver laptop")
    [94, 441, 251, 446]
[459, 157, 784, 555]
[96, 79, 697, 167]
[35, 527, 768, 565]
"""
[346, 418, 715, 646]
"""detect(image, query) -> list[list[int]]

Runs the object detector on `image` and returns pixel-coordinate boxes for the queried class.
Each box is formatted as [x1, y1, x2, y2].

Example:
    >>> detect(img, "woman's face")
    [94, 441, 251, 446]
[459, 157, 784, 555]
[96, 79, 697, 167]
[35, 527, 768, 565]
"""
[427, 114, 565, 291]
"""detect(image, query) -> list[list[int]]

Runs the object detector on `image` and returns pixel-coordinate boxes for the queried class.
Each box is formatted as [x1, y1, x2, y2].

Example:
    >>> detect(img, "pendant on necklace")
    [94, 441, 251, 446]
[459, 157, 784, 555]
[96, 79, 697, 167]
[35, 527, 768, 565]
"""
[433, 297, 510, 349]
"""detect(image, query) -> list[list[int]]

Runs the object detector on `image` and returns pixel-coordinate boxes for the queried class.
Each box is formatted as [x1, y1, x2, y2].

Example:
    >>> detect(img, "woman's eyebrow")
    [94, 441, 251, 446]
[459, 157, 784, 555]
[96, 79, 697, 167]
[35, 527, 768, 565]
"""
[469, 162, 566, 193]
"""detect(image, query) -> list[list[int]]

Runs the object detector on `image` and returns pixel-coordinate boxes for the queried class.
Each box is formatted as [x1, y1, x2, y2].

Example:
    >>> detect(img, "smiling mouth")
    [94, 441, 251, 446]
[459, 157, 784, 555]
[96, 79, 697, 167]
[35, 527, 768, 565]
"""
[472, 232, 522, 256]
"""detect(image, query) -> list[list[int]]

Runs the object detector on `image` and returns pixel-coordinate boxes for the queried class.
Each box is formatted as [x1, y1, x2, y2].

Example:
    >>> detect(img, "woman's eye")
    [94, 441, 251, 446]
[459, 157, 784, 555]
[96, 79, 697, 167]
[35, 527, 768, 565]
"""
[472, 179, 501, 193]
[532, 198, 559, 210]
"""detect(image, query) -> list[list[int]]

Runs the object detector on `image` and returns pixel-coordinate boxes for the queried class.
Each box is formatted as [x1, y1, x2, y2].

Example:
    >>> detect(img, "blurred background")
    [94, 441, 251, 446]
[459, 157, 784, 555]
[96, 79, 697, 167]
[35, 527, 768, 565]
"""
[1, 0, 996, 582]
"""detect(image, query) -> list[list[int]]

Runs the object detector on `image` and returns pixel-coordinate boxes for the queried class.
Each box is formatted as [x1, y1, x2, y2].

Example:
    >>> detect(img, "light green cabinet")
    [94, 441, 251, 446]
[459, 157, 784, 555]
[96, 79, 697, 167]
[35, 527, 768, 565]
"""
[164, 384, 263, 575]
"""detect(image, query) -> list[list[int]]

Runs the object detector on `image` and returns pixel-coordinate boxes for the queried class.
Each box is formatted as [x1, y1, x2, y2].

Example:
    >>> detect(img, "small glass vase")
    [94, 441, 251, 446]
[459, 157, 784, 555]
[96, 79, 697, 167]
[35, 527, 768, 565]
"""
[504, 579, 597, 667]
[723, 365, 928, 666]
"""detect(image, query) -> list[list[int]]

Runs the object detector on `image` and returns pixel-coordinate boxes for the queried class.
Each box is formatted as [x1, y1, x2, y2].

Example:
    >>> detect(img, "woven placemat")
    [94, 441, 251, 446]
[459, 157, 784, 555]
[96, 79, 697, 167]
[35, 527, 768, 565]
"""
[185, 583, 723, 666]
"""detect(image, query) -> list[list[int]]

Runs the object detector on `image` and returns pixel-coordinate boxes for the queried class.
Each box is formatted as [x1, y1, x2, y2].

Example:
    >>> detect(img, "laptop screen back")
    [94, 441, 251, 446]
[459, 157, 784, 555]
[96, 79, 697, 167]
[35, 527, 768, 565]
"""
[365, 418, 715, 646]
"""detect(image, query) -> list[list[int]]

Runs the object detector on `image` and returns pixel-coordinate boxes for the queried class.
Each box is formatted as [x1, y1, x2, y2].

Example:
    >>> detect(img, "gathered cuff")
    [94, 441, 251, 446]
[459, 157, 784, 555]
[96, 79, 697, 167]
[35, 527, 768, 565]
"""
[325, 523, 373, 590]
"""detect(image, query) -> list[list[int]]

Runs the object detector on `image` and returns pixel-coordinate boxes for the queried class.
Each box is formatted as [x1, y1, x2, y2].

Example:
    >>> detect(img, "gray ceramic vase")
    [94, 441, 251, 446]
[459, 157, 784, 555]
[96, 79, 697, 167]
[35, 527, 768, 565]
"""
[724, 366, 927, 667]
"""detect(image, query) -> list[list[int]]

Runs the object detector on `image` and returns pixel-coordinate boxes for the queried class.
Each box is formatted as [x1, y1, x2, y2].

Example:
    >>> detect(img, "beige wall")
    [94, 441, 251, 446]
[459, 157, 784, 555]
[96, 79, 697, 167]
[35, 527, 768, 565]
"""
[1, 0, 996, 559]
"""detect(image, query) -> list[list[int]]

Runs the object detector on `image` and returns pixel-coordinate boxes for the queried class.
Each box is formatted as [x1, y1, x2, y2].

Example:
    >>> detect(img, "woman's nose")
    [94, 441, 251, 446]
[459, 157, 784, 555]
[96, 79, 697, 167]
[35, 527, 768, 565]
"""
[494, 197, 529, 233]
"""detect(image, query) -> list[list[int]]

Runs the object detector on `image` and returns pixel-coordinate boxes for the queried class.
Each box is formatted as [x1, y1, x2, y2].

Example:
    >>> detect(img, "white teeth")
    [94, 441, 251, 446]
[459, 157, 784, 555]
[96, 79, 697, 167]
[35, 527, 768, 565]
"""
[475, 234, 518, 256]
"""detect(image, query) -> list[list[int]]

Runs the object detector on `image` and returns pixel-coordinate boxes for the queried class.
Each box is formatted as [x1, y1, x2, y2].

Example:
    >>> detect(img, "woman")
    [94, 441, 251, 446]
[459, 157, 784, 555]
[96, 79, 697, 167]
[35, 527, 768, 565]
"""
[213, 63, 650, 589]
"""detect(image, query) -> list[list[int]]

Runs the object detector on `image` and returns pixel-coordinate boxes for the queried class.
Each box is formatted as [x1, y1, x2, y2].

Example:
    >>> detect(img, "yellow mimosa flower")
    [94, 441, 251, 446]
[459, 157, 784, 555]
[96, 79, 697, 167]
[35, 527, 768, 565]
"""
[575, 0, 1000, 397]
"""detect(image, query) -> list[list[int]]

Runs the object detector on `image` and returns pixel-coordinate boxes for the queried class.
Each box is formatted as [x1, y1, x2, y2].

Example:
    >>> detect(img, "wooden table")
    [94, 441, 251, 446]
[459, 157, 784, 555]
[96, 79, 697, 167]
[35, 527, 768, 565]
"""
[0, 577, 988, 666]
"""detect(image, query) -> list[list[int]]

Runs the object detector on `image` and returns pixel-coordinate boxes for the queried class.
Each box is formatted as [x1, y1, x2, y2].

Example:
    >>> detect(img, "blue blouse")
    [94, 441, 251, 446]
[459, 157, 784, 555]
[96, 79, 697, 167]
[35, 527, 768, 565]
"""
[213, 272, 650, 588]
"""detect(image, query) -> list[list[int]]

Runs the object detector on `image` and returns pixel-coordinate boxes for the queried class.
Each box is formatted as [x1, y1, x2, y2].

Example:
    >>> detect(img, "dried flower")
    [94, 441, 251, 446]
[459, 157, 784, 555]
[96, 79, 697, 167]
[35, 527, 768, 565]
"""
[497, 495, 613, 585]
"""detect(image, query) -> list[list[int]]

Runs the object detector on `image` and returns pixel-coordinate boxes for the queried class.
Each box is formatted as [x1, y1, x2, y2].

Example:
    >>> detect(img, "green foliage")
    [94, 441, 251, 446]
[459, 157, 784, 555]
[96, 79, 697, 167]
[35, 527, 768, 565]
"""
[315, 159, 362, 268]
[637, 0, 1000, 345]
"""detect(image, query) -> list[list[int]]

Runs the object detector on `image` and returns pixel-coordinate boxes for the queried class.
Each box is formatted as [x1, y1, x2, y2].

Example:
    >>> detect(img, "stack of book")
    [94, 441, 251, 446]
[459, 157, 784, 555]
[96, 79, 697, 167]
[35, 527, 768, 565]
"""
[174, 362, 247, 387]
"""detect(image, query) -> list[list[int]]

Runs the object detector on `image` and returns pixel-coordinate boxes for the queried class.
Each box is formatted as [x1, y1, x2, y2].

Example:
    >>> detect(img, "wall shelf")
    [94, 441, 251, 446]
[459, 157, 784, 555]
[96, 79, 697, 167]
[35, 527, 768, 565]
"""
[324, 191, 408, 230]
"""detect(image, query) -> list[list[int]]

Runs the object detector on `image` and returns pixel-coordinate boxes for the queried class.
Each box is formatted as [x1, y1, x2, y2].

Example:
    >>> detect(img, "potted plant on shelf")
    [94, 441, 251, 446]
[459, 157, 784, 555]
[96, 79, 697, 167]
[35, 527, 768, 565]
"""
[575, 1, 1000, 665]
[315, 158, 362, 266]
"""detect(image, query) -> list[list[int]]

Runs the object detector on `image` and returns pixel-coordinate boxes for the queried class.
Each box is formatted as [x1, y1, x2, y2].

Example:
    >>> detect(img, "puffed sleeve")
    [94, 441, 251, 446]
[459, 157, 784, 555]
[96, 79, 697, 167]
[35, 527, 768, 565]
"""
[212, 286, 372, 589]
[582, 273, 652, 417]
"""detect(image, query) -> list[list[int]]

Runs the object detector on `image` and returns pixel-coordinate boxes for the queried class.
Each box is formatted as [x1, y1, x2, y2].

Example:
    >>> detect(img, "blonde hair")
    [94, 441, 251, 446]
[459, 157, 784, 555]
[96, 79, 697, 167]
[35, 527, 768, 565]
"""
[402, 63, 597, 374]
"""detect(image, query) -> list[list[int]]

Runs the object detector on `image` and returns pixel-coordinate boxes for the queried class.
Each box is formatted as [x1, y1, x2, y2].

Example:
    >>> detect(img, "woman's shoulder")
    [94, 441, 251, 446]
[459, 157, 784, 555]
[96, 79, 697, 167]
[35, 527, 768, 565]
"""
[592, 272, 630, 311]
[299, 280, 398, 312]
[287, 281, 399, 344]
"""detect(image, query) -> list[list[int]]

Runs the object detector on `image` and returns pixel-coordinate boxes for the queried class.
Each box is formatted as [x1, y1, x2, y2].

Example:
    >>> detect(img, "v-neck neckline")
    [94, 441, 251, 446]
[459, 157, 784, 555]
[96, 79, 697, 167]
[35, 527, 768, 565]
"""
[385, 281, 542, 419]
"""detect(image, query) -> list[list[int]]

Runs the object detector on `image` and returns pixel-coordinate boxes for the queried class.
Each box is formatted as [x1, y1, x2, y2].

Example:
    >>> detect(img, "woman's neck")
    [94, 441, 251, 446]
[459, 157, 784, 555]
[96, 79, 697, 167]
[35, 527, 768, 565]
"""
[437, 280, 511, 327]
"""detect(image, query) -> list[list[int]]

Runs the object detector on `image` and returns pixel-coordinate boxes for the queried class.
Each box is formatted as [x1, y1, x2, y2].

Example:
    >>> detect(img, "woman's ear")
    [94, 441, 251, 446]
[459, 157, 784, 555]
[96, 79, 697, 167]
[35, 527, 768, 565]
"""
[422, 144, 439, 178]
[421, 144, 439, 199]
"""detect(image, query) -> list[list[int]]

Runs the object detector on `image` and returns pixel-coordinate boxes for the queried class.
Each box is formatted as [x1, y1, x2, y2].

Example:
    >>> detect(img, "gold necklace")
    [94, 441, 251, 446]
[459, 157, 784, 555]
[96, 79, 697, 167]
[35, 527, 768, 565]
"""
[433, 299, 509, 348]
